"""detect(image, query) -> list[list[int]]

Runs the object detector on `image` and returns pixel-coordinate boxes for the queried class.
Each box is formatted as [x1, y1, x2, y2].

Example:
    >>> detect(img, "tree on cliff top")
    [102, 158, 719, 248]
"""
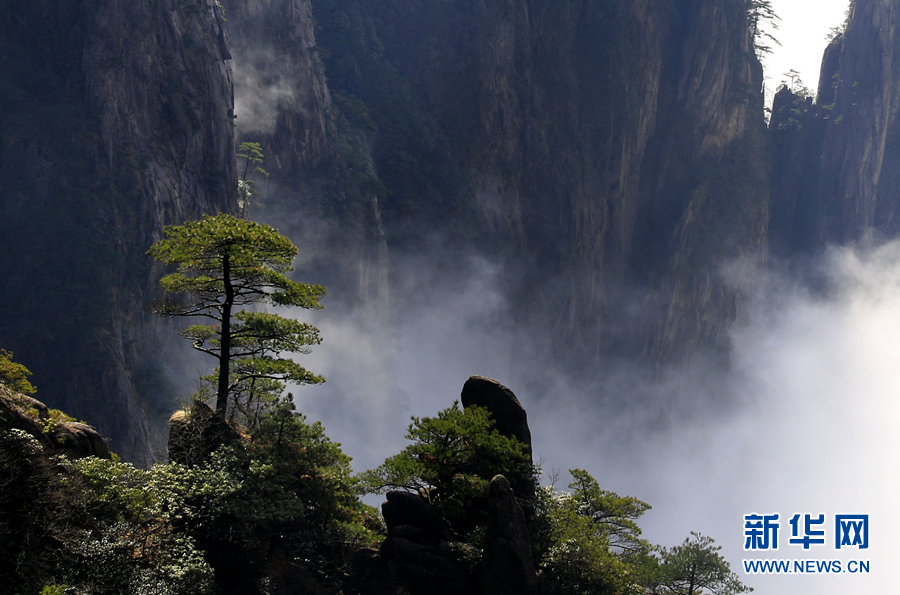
[748, 0, 780, 57]
[148, 213, 325, 415]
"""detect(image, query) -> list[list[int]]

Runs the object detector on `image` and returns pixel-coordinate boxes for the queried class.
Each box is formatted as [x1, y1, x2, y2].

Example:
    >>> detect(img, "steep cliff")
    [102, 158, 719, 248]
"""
[5, 0, 888, 461]
[771, 0, 900, 251]
[222, 0, 331, 174]
[0, 0, 236, 463]
[309, 0, 770, 366]
[820, 0, 900, 242]
[222, 0, 390, 304]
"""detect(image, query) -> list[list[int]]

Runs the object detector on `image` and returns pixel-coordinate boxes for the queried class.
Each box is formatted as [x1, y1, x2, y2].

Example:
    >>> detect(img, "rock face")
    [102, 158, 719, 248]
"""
[221, 0, 332, 173]
[0, 388, 111, 460]
[168, 401, 241, 466]
[0, 0, 236, 464]
[480, 475, 540, 595]
[306, 0, 770, 367]
[461, 376, 532, 451]
[5, 0, 900, 464]
[222, 0, 392, 310]
[771, 0, 900, 251]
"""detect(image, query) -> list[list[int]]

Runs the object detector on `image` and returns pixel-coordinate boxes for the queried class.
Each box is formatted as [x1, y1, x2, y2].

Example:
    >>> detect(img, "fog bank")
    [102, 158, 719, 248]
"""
[287, 240, 900, 594]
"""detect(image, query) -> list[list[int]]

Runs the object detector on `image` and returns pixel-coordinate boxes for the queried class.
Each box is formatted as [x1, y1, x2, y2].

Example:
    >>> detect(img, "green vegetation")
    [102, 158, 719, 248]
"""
[0, 397, 379, 595]
[363, 401, 752, 595]
[650, 532, 751, 595]
[0, 349, 36, 395]
[236, 141, 269, 217]
[533, 471, 651, 595]
[147, 213, 326, 416]
[360, 401, 532, 539]
[1, 368, 753, 595]
[747, 0, 780, 57]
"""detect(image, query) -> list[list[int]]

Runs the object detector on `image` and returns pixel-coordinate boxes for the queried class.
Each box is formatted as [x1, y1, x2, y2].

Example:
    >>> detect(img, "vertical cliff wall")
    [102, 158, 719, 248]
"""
[223, 0, 331, 175]
[222, 0, 391, 304]
[6, 0, 883, 459]
[308, 0, 770, 366]
[820, 0, 900, 242]
[771, 0, 900, 252]
[0, 0, 235, 463]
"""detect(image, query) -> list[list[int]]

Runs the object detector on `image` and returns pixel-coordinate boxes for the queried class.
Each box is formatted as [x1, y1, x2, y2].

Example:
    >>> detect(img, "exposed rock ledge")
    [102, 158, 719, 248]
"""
[0, 387, 111, 460]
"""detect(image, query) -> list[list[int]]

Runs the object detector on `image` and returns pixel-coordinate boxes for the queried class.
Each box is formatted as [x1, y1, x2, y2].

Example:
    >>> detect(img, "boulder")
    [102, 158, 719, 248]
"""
[375, 491, 475, 595]
[343, 548, 393, 595]
[382, 490, 453, 541]
[53, 422, 112, 459]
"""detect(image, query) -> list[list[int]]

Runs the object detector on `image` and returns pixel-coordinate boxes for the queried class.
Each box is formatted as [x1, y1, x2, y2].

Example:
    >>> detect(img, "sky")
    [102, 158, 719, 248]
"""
[763, 0, 851, 102]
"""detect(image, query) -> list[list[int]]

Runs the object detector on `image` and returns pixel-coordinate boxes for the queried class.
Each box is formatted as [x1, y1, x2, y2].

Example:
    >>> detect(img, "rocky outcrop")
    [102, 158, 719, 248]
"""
[461, 375, 534, 500]
[350, 376, 542, 595]
[356, 476, 542, 595]
[0, 388, 111, 460]
[168, 401, 241, 466]
[461, 376, 532, 452]
[382, 490, 454, 542]
[769, 87, 828, 255]
[359, 491, 476, 595]
[480, 475, 540, 595]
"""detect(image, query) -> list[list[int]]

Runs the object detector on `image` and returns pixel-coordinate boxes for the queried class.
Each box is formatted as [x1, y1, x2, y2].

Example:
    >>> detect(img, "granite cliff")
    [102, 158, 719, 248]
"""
[1, 0, 897, 460]
[295, 0, 771, 367]
[771, 0, 900, 252]
[0, 0, 236, 463]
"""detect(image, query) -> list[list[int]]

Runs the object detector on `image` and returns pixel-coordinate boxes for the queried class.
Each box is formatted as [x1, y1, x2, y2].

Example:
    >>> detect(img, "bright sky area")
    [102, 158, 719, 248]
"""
[763, 0, 852, 104]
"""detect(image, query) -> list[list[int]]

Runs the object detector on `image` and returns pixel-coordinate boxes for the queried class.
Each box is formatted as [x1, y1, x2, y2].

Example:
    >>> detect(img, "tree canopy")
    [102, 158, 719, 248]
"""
[650, 532, 752, 595]
[147, 213, 325, 415]
[0, 349, 36, 395]
[748, 0, 780, 57]
[359, 401, 532, 538]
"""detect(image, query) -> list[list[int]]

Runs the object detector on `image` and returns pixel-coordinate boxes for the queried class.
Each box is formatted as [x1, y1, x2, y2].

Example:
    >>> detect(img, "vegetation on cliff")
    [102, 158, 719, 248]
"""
[1, 391, 380, 595]
[359, 398, 749, 595]
[1, 352, 750, 595]
[0, 349, 36, 395]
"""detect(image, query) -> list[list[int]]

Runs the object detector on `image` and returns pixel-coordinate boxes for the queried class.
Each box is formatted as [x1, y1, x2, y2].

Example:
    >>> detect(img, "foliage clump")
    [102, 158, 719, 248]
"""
[236, 141, 269, 217]
[362, 400, 753, 595]
[0, 349, 36, 395]
[1, 393, 380, 595]
[359, 401, 532, 540]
